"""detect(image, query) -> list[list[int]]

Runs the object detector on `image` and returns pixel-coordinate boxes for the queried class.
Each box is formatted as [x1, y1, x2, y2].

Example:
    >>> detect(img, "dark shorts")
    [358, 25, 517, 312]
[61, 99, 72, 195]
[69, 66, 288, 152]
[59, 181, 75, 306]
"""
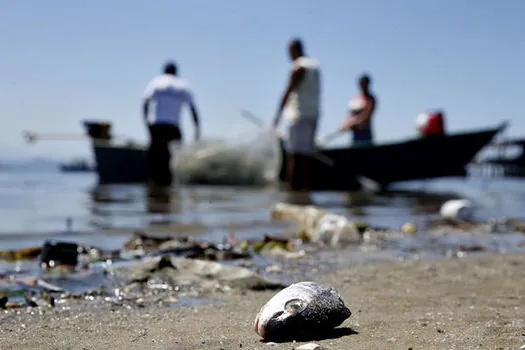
[352, 129, 373, 146]
[148, 123, 182, 186]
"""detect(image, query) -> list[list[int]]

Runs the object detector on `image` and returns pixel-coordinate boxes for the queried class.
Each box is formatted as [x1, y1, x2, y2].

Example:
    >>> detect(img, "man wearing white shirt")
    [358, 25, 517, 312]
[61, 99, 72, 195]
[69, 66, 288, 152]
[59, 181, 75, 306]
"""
[143, 61, 201, 186]
[273, 38, 321, 191]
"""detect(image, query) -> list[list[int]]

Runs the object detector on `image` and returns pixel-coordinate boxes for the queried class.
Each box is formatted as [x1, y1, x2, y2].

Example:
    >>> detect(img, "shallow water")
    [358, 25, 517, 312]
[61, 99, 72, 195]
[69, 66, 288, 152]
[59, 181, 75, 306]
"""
[1, 167, 525, 301]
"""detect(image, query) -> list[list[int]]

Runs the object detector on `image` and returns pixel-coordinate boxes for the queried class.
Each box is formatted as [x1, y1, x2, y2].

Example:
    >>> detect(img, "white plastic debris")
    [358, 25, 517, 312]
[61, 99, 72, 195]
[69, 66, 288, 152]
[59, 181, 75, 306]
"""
[270, 203, 360, 246]
[440, 199, 474, 220]
[315, 213, 360, 245]
[295, 343, 323, 350]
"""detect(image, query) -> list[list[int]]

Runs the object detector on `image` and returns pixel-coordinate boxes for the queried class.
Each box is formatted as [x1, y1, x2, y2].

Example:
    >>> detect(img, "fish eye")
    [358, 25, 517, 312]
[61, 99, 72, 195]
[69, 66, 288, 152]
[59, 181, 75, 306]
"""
[285, 298, 306, 314]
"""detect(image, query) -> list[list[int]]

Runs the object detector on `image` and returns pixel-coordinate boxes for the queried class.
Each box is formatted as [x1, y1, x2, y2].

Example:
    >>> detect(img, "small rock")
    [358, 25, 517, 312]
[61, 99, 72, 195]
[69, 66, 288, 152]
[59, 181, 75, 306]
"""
[266, 342, 277, 346]
[295, 344, 322, 350]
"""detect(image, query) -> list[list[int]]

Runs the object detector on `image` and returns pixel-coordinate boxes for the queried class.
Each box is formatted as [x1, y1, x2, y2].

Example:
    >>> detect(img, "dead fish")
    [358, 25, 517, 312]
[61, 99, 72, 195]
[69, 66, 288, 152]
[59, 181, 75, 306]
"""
[254, 281, 351, 341]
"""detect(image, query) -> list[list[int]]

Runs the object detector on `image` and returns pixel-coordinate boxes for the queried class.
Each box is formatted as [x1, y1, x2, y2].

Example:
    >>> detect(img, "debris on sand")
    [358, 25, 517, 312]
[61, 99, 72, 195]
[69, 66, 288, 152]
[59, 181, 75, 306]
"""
[125, 233, 251, 261]
[227, 234, 305, 259]
[270, 203, 362, 245]
[0, 247, 42, 262]
[294, 344, 324, 350]
[108, 255, 285, 293]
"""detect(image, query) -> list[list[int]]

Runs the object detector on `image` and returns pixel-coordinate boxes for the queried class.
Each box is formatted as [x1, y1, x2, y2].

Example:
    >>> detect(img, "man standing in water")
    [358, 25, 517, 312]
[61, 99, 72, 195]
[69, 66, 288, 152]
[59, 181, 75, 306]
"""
[340, 74, 377, 145]
[143, 61, 201, 187]
[273, 38, 321, 191]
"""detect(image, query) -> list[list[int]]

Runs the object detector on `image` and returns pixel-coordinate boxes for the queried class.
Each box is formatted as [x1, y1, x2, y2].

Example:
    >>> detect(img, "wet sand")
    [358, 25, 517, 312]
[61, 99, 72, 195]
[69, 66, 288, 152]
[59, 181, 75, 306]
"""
[1, 253, 524, 350]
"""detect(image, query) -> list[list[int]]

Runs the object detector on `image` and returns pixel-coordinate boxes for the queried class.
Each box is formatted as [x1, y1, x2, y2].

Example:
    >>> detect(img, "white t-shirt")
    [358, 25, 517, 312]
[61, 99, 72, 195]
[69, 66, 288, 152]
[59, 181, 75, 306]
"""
[144, 74, 193, 126]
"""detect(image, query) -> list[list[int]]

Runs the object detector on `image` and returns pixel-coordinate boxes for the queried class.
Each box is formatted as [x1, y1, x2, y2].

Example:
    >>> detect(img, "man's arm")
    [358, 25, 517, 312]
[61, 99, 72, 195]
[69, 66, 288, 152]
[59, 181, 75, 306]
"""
[143, 97, 151, 131]
[340, 96, 376, 131]
[189, 101, 201, 140]
[273, 67, 306, 127]
[143, 98, 150, 121]
[143, 78, 155, 130]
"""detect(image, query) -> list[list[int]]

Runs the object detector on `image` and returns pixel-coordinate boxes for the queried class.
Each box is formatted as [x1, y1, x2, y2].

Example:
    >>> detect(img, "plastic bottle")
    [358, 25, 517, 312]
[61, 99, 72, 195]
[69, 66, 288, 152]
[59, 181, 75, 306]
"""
[440, 199, 474, 221]
[314, 214, 361, 246]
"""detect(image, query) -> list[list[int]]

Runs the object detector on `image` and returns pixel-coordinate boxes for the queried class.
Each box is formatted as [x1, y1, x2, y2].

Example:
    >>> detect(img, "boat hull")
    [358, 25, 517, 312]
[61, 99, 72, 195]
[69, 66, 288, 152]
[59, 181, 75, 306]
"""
[279, 125, 504, 190]
[92, 142, 149, 184]
[90, 123, 505, 190]
[471, 138, 525, 177]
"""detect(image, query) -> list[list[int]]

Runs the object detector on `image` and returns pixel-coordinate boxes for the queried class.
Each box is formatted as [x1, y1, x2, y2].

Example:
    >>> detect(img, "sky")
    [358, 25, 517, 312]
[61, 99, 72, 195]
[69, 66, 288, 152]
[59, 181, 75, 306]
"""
[0, 0, 524, 160]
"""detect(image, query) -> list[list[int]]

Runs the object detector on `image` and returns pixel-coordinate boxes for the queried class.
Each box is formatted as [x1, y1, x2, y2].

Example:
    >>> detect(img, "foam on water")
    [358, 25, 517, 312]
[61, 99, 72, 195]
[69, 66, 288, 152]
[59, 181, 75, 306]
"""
[172, 127, 282, 186]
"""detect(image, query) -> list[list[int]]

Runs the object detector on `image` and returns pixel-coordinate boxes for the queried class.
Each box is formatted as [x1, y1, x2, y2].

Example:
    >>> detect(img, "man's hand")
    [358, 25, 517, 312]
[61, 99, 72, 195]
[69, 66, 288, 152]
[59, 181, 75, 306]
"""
[194, 128, 201, 141]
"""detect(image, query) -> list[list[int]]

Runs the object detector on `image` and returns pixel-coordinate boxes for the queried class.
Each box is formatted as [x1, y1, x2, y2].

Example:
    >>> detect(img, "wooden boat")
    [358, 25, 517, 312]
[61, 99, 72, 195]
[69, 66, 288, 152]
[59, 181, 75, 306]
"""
[83, 120, 507, 190]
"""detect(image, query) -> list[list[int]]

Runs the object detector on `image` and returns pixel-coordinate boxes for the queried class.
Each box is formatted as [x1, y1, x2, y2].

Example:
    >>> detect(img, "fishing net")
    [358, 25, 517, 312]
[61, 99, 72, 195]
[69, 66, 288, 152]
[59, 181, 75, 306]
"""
[171, 127, 282, 186]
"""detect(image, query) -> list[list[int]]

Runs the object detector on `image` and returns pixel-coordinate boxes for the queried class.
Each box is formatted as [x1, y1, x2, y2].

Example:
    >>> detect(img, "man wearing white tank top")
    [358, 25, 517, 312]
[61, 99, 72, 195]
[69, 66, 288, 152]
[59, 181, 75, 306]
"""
[273, 38, 321, 191]
[143, 61, 201, 186]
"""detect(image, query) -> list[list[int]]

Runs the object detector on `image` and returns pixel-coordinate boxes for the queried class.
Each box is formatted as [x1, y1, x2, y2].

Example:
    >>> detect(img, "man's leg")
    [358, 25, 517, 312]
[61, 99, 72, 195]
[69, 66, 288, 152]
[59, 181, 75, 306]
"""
[301, 153, 313, 190]
[287, 153, 303, 191]
[148, 124, 172, 187]
[147, 125, 162, 186]
[302, 118, 317, 191]
[287, 118, 317, 191]
[287, 120, 301, 191]
[164, 125, 182, 186]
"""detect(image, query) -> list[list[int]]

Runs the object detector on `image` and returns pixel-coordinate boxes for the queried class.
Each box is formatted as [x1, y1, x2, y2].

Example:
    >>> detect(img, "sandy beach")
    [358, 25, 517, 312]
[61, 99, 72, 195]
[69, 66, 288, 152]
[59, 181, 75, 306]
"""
[0, 253, 523, 350]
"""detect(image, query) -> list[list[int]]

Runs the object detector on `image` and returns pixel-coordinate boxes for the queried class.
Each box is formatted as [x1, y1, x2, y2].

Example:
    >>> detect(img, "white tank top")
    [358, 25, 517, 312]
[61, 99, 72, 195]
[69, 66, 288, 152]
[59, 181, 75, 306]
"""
[284, 56, 321, 122]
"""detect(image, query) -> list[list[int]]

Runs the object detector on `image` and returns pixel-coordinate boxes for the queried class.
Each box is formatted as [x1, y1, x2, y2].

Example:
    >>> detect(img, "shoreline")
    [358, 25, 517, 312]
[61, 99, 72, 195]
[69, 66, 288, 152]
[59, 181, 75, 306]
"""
[1, 252, 524, 349]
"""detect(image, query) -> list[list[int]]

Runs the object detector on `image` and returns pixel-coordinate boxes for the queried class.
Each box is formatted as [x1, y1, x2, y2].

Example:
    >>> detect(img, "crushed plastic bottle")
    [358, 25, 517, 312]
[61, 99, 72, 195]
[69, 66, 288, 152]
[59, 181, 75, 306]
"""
[314, 214, 360, 245]
[270, 203, 360, 246]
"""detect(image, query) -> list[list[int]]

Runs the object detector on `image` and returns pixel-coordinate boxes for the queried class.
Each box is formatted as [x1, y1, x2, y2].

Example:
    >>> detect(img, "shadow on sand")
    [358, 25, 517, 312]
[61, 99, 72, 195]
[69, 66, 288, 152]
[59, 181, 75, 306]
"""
[260, 327, 358, 344]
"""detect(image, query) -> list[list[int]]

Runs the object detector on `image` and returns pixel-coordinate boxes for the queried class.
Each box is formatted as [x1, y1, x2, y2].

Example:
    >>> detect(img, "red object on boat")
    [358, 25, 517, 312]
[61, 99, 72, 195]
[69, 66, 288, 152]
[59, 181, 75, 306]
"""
[417, 111, 446, 136]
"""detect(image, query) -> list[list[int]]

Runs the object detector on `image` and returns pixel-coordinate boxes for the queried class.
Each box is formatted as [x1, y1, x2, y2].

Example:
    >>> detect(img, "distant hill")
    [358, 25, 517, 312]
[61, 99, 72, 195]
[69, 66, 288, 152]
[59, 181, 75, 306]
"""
[0, 144, 92, 172]
[0, 156, 60, 172]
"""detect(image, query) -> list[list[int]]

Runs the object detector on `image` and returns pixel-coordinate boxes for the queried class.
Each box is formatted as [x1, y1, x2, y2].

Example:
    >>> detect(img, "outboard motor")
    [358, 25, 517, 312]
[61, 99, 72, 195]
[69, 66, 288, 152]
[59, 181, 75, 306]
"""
[415, 110, 446, 136]
[82, 120, 112, 141]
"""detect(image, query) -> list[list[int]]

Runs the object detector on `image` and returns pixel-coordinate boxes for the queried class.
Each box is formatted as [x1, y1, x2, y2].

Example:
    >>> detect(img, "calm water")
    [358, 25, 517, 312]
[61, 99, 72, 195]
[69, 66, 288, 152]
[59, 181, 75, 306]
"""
[1, 166, 525, 302]
[1, 167, 525, 269]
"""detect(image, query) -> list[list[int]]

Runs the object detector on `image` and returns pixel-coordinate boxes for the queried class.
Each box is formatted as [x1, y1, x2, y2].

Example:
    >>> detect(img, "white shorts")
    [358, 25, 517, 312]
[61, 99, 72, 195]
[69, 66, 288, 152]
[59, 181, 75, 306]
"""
[287, 117, 318, 155]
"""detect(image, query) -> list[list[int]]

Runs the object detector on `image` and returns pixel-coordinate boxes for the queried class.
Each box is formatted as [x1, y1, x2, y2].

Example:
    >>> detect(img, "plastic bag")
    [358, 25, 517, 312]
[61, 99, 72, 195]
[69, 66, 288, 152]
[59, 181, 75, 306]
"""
[172, 127, 282, 186]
